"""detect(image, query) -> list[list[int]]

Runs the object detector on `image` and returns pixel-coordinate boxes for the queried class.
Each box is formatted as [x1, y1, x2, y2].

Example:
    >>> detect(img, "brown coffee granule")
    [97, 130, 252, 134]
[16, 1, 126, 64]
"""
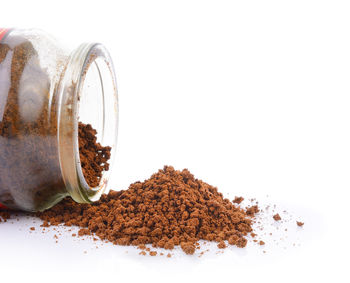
[138, 244, 146, 250]
[217, 241, 227, 249]
[167, 253, 172, 258]
[41, 221, 49, 227]
[149, 251, 157, 256]
[297, 221, 304, 227]
[246, 205, 259, 216]
[78, 228, 90, 236]
[233, 196, 244, 204]
[78, 122, 111, 188]
[37, 166, 256, 255]
[228, 234, 248, 248]
[273, 214, 281, 221]
[30, 227, 35, 231]
[180, 242, 196, 255]
[259, 240, 265, 245]
[139, 251, 146, 256]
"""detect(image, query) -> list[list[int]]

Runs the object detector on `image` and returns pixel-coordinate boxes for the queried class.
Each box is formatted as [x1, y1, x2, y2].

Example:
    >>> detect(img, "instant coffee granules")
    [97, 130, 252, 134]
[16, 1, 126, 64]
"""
[37, 166, 259, 255]
[78, 122, 111, 188]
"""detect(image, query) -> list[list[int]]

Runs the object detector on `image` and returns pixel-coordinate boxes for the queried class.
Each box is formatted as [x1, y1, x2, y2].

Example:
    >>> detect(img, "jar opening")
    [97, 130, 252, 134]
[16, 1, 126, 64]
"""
[57, 43, 118, 204]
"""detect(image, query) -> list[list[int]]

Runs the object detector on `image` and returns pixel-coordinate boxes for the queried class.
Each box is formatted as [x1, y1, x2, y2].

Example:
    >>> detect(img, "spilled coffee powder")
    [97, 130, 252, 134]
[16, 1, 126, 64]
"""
[37, 166, 258, 255]
[78, 122, 111, 187]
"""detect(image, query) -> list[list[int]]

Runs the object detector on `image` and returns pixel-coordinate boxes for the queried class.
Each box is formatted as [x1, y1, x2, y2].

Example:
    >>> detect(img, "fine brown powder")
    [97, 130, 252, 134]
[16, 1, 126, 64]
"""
[37, 166, 258, 255]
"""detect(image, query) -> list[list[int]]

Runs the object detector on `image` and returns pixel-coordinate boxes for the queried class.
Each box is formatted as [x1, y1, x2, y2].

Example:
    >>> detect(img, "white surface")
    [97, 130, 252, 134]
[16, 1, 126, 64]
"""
[1, 0, 349, 282]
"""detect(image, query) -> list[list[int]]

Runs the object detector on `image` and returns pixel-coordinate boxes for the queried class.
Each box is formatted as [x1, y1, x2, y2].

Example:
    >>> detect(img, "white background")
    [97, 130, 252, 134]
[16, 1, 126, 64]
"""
[1, 0, 349, 282]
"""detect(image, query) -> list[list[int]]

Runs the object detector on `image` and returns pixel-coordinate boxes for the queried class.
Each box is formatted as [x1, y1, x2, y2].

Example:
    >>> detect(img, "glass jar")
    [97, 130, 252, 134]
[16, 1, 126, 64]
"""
[0, 28, 118, 211]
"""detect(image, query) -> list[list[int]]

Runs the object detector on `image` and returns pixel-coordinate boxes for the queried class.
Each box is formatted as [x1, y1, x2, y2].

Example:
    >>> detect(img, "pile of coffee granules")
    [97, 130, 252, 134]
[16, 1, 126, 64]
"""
[78, 122, 111, 187]
[37, 166, 259, 255]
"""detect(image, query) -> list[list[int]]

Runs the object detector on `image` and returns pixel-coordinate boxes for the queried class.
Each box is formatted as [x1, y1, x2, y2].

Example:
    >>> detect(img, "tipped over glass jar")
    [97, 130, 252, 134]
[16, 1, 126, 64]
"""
[0, 28, 118, 211]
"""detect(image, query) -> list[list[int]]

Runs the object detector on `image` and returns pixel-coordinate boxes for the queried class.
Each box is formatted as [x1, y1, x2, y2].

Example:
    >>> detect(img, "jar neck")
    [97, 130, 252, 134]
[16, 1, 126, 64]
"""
[57, 43, 118, 204]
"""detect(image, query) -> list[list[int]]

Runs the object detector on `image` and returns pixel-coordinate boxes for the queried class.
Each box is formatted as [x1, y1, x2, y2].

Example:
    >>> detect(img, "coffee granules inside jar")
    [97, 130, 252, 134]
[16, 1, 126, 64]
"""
[37, 166, 258, 255]
[1, 30, 115, 211]
[0, 39, 67, 210]
[0, 40, 111, 207]
[78, 122, 111, 187]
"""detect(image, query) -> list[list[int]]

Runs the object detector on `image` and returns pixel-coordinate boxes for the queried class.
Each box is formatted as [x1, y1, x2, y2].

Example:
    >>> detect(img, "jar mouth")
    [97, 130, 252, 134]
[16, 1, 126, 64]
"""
[57, 43, 118, 203]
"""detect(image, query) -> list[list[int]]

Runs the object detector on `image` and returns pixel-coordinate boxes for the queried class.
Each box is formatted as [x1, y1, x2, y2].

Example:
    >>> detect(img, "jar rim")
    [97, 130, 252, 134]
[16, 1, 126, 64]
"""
[57, 43, 118, 204]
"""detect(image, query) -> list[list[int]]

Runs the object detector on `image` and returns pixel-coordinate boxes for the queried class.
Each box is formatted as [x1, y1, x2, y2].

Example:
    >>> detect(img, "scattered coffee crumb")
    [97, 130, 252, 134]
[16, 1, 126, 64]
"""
[297, 221, 304, 227]
[149, 251, 157, 256]
[228, 235, 247, 248]
[217, 241, 227, 249]
[72, 233, 76, 237]
[273, 214, 281, 221]
[181, 242, 196, 255]
[259, 240, 265, 245]
[167, 253, 172, 258]
[139, 251, 146, 256]
[30, 227, 35, 231]
[233, 196, 244, 204]
[41, 221, 49, 227]
[78, 228, 90, 236]
[246, 205, 259, 216]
